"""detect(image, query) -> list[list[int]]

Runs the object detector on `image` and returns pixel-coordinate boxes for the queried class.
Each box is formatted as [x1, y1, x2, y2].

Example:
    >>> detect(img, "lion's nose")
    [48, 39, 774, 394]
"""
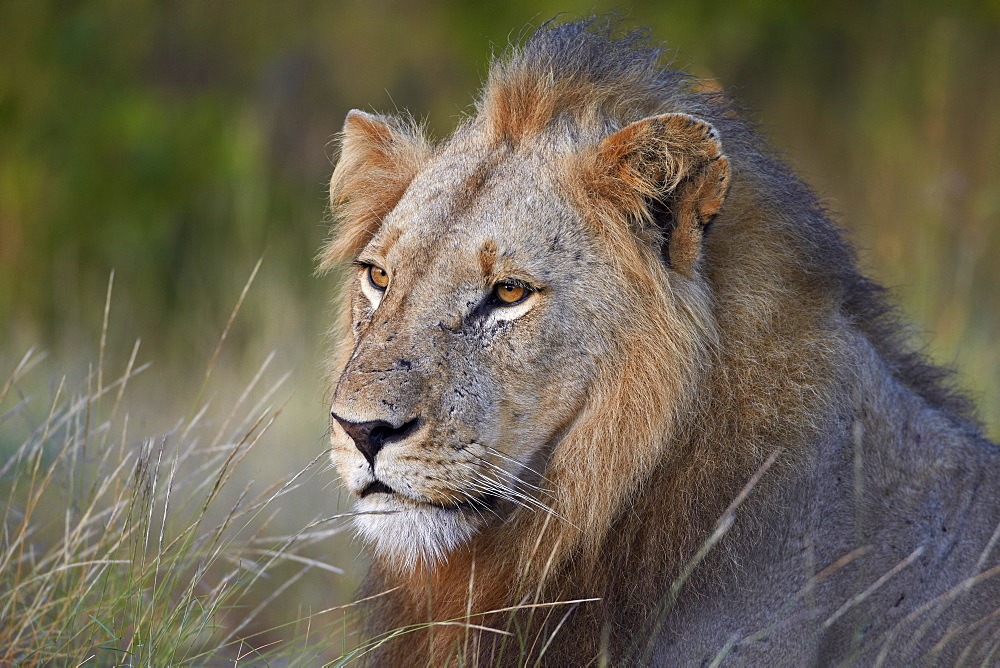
[331, 414, 420, 466]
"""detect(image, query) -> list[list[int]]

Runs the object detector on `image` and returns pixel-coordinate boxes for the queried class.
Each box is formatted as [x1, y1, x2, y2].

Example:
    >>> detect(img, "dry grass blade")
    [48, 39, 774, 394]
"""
[822, 545, 925, 629]
[97, 270, 114, 399]
[870, 562, 1000, 665]
[189, 256, 263, 420]
[0, 348, 48, 407]
[635, 447, 783, 665]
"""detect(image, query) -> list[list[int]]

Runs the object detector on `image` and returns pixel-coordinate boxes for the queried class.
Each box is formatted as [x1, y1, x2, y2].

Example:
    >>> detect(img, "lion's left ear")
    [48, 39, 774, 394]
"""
[318, 110, 432, 272]
[586, 113, 730, 275]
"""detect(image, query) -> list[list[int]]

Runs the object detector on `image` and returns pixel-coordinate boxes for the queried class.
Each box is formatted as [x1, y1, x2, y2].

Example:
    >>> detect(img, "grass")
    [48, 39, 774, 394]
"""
[0, 275, 361, 665]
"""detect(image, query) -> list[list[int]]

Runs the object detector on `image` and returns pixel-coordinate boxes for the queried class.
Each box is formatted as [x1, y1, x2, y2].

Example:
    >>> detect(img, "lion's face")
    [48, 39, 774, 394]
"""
[327, 106, 728, 570]
[329, 138, 614, 568]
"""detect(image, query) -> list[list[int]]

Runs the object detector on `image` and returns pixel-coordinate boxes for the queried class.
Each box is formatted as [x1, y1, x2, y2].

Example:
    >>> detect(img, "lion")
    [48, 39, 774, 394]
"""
[321, 18, 999, 666]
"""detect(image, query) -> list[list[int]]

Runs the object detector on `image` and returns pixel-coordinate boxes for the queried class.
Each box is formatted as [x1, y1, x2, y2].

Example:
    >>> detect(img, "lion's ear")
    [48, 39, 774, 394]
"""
[318, 110, 432, 272]
[592, 113, 730, 275]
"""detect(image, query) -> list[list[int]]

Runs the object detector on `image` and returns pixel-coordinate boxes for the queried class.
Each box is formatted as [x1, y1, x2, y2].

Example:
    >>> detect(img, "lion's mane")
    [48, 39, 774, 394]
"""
[325, 18, 997, 665]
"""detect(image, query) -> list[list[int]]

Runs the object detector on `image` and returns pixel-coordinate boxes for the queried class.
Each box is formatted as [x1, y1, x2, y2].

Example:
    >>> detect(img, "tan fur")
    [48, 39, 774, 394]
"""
[323, 19, 999, 666]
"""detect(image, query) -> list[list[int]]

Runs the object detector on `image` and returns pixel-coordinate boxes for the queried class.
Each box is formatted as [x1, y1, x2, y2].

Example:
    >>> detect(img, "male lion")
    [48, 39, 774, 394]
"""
[322, 18, 999, 666]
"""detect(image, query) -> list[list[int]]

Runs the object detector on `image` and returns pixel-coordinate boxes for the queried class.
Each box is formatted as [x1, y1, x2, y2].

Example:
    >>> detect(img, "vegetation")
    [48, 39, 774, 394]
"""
[0, 277, 358, 664]
[1, 0, 997, 662]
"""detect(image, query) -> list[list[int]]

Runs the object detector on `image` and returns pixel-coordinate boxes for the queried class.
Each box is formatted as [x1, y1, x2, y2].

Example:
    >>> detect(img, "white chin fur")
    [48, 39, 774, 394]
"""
[352, 494, 482, 572]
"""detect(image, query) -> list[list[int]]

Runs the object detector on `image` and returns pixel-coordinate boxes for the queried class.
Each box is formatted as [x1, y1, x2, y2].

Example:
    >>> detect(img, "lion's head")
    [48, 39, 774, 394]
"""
[323, 30, 730, 572]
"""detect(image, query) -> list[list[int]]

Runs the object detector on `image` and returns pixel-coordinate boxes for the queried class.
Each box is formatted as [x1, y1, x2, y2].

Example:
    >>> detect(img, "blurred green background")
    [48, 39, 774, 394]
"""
[2, 0, 998, 649]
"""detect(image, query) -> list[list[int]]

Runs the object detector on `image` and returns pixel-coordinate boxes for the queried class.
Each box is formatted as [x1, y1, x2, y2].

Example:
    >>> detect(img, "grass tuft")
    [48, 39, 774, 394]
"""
[0, 272, 359, 665]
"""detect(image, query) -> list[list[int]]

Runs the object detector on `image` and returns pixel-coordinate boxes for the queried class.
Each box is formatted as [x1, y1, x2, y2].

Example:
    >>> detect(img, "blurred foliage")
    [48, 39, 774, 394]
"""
[0, 0, 998, 636]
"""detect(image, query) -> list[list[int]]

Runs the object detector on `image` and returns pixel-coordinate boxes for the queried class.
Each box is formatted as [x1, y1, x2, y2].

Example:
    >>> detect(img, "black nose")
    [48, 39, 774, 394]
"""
[331, 414, 420, 466]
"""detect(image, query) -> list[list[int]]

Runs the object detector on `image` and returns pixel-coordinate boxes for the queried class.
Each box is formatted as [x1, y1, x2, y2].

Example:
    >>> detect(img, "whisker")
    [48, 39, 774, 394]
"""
[459, 462, 569, 525]
[484, 445, 553, 485]
[470, 452, 556, 501]
[458, 464, 536, 515]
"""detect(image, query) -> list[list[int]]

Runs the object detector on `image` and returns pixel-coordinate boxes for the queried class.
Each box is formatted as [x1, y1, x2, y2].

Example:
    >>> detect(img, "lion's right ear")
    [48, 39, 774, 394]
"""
[318, 110, 432, 272]
[579, 113, 730, 276]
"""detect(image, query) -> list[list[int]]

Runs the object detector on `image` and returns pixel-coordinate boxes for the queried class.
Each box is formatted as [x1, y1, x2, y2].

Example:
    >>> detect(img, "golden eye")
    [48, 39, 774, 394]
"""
[368, 265, 390, 290]
[493, 281, 527, 305]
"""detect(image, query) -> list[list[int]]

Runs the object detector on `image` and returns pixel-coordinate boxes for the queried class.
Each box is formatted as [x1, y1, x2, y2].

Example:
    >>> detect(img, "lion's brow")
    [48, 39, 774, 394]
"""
[369, 226, 402, 258]
[478, 239, 498, 277]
